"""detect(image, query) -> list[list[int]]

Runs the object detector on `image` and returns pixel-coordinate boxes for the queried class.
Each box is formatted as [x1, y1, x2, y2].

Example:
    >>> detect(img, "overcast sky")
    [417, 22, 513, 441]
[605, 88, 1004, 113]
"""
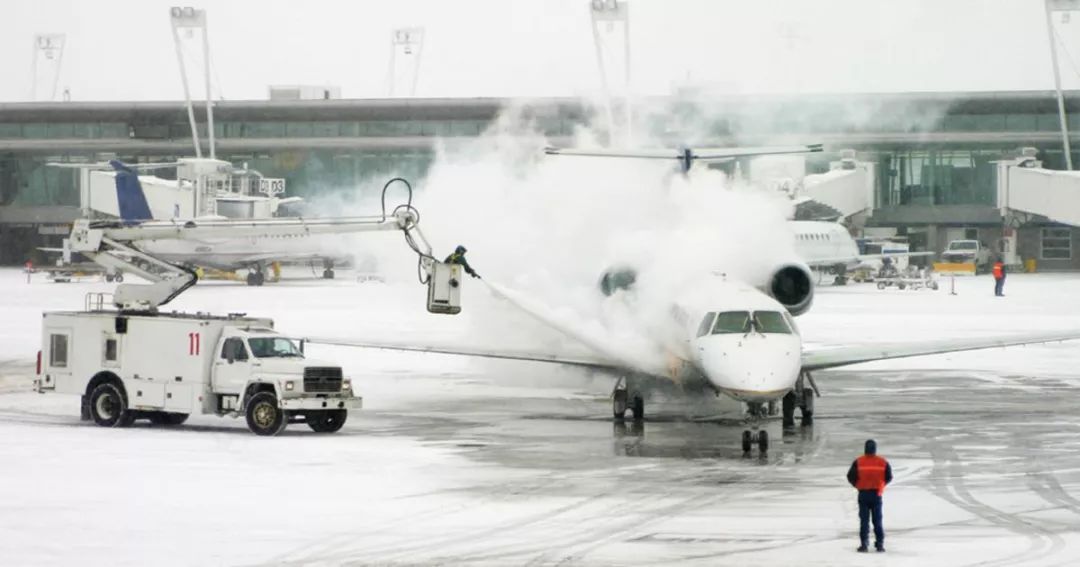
[2, 0, 1080, 102]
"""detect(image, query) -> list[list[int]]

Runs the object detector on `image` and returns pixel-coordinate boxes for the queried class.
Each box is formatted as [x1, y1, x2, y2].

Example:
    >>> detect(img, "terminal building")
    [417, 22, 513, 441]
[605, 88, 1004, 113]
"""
[2, 90, 1080, 269]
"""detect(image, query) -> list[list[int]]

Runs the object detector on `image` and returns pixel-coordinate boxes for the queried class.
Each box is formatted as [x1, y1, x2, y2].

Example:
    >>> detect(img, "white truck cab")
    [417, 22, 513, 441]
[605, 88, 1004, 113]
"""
[36, 296, 361, 435]
[941, 239, 991, 270]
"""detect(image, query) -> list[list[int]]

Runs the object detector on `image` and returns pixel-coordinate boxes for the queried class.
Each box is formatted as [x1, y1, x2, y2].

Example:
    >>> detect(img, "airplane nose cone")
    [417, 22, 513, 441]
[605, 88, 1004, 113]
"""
[698, 335, 801, 402]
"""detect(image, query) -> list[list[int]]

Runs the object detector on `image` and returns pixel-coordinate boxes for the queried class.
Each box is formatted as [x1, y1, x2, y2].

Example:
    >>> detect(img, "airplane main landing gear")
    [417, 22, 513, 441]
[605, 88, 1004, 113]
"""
[786, 371, 818, 427]
[612, 377, 644, 421]
[246, 267, 266, 286]
[322, 259, 336, 279]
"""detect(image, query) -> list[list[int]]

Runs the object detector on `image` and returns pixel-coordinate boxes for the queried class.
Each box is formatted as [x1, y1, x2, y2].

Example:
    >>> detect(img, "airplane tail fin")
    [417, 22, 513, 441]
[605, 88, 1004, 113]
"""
[110, 160, 153, 224]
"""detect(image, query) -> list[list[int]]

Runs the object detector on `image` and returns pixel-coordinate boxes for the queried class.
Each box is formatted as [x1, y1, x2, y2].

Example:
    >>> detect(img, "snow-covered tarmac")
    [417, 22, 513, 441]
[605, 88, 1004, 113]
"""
[2, 268, 1080, 566]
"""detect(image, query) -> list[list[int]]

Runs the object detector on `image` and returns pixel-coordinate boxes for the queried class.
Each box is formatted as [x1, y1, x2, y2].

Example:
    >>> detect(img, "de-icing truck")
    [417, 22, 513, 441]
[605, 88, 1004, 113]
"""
[33, 169, 462, 435]
[38, 301, 361, 435]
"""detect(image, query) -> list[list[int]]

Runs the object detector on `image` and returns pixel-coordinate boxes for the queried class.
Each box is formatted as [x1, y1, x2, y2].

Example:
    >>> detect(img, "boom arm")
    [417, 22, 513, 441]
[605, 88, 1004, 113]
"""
[68, 208, 448, 312]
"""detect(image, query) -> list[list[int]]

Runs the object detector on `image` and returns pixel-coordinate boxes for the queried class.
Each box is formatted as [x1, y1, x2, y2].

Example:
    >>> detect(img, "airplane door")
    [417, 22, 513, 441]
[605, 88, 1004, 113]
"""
[212, 337, 252, 395]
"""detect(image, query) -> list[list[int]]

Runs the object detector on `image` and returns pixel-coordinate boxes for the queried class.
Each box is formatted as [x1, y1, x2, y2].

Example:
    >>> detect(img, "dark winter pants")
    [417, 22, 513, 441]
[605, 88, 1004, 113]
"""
[994, 276, 1005, 296]
[858, 491, 884, 547]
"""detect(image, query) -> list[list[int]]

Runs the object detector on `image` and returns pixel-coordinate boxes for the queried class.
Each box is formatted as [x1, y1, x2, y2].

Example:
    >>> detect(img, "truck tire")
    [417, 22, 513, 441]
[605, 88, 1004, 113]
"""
[307, 410, 347, 433]
[149, 412, 189, 426]
[89, 382, 133, 428]
[245, 392, 286, 436]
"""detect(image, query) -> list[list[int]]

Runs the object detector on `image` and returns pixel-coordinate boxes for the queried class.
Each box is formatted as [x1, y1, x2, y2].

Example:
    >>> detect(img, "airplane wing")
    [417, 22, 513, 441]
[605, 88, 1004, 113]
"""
[804, 251, 935, 268]
[304, 336, 622, 372]
[47, 161, 181, 170]
[693, 144, 824, 161]
[801, 329, 1080, 371]
[544, 144, 823, 162]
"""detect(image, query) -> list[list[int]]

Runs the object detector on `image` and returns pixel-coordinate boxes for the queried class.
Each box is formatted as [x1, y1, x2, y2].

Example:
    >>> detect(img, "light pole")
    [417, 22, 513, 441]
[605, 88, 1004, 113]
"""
[170, 6, 215, 159]
[30, 33, 66, 101]
[589, 0, 631, 146]
[387, 28, 425, 97]
[1044, 0, 1080, 170]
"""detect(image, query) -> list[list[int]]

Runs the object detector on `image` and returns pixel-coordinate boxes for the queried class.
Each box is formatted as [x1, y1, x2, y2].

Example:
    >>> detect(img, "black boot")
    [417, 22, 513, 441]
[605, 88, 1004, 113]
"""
[875, 543, 885, 553]
[857, 544, 868, 553]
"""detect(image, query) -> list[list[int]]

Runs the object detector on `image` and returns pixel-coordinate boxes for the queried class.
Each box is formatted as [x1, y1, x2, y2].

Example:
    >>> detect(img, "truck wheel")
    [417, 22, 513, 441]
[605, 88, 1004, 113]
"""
[307, 410, 347, 433]
[149, 412, 189, 426]
[89, 382, 132, 427]
[245, 392, 286, 436]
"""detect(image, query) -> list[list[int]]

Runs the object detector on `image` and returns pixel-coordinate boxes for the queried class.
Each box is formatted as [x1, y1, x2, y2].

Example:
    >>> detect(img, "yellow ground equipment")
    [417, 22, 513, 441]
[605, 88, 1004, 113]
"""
[932, 262, 977, 276]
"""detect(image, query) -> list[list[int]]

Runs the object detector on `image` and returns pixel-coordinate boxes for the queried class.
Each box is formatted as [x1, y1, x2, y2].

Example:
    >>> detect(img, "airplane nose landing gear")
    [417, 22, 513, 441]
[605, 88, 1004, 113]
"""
[742, 402, 769, 455]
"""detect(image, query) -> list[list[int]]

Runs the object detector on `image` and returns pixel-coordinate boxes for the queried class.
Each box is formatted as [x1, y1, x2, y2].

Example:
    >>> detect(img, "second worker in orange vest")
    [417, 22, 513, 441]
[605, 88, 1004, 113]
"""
[993, 259, 1006, 297]
[846, 439, 893, 553]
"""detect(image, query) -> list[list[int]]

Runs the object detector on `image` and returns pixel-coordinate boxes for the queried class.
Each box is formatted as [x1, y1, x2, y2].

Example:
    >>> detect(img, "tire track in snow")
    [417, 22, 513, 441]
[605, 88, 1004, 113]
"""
[926, 441, 1065, 567]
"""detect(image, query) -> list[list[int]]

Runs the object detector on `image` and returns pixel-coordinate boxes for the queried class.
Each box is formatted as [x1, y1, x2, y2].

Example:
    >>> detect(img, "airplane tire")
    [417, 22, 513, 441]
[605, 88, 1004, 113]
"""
[742, 430, 752, 453]
[246, 273, 257, 286]
[612, 389, 627, 419]
[782, 392, 796, 427]
[758, 430, 769, 453]
[323, 269, 335, 280]
[105, 274, 114, 283]
[115, 274, 124, 283]
[631, 395, 644, 422]
[877, 282, 886, 290]
[800, 388, 815, 426]
[255, 272, 265, 286]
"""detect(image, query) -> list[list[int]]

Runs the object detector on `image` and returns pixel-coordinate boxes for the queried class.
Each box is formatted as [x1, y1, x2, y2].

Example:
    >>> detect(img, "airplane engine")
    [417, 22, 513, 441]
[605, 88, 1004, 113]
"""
[599, 266, 637, 296]
[763, 263, 814, 316]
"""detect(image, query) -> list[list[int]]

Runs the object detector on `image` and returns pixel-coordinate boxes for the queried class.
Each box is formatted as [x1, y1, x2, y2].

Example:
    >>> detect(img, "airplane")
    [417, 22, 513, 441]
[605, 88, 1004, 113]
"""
[71, 160, 354, 286]
[790, 220, 932, 285]
[303, 144, 1080, 454]
[311, 271, 1080, 454]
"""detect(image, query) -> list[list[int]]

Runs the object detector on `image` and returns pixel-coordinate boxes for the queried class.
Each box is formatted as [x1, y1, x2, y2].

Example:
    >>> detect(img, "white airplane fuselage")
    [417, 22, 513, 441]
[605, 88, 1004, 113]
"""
[136, 233, 346, 272]
[789, 220, 861, 268]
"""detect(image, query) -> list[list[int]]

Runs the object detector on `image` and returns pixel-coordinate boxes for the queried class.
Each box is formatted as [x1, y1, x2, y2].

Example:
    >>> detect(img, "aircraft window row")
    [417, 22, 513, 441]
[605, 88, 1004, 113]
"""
[797, 233, 833, 241]
[701, 311, 794, 335]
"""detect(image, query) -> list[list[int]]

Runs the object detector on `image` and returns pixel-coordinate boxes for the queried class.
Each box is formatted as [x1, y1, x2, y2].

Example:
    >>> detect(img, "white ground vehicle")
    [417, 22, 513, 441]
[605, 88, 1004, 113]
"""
[36, 300, 361, 435]
[31, 176, 460, 436]
[941, 239, 990, 271]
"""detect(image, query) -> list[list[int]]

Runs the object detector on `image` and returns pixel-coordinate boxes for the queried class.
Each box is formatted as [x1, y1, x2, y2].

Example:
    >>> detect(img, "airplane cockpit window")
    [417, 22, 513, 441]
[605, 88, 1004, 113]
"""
[696, 312, 717, 337]
[753, 311, 793, 334]
[712, 311, 751, 334]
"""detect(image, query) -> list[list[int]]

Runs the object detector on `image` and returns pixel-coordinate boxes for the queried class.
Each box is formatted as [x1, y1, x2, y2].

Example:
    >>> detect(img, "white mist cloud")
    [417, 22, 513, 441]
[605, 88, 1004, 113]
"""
[305, 104, 803, 366]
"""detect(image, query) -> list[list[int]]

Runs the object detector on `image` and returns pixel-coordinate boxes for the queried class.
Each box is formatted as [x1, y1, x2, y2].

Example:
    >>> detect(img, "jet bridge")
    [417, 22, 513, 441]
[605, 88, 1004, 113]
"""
[997, 152, 1080, 227]
[796, 150, 876, 221]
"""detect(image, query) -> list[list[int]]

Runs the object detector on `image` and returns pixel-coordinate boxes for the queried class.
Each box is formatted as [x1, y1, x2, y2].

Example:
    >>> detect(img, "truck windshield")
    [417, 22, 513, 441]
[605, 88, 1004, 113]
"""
[949, 242, 977, 250]
[247, 337, 304, 358]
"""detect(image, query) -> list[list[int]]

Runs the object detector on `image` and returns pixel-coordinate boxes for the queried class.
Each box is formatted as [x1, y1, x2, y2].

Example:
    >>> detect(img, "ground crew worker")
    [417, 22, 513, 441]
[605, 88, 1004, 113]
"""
[992, 258, 1006, 297]
[846, 439, 893, 553]
[445, 245, 480, 279]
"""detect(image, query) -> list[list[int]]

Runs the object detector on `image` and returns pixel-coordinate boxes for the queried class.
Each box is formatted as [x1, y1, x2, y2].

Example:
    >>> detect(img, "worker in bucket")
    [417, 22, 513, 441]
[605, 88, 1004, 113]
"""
[846, 439, 893, 553]
[992, 257, 1006, 297]
[445, 245, 480, 279]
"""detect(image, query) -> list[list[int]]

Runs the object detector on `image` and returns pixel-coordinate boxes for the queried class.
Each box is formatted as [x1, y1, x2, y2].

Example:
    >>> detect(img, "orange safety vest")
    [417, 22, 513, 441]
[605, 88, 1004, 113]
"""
[992, 262, 1003, 279]
[855, 455, 889, 495]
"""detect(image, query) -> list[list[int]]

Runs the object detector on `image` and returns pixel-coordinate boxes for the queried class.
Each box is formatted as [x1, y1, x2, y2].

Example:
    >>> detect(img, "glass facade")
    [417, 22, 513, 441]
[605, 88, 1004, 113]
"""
[2, 97, 1079, 211]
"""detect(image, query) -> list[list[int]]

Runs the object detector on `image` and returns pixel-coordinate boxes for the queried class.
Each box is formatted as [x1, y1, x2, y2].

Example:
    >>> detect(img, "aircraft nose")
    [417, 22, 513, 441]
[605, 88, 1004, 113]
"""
[697, 335, 801, 401]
